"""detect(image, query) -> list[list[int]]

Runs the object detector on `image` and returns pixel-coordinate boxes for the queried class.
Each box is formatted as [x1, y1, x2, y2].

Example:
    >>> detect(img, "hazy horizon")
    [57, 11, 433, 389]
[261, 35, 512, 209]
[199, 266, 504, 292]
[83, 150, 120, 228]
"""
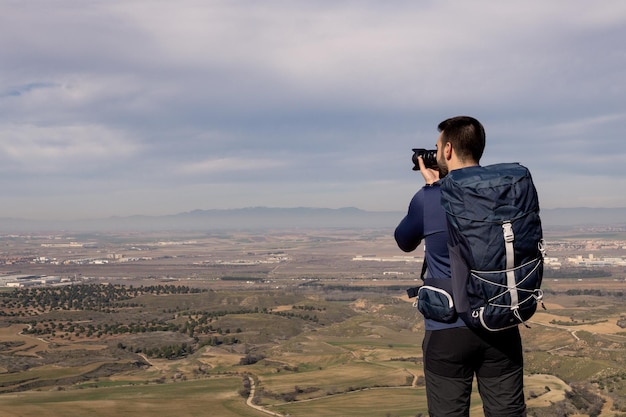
[0, 206, 624, 233]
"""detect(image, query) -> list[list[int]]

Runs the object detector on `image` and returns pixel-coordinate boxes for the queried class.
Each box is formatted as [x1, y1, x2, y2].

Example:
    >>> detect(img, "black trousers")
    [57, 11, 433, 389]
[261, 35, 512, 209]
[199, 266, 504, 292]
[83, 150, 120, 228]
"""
[422, 326, 526, 417]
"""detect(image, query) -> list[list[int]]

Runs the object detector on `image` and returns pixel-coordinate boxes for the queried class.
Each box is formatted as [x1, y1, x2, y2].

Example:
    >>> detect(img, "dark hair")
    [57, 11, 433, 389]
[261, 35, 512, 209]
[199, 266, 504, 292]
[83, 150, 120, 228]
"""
[437, 116, 485, 163]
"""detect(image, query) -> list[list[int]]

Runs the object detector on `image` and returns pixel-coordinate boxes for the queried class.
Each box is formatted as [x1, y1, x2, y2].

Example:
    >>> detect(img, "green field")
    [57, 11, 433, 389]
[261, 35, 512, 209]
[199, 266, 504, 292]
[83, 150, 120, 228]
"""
[0, 377, 267, 417]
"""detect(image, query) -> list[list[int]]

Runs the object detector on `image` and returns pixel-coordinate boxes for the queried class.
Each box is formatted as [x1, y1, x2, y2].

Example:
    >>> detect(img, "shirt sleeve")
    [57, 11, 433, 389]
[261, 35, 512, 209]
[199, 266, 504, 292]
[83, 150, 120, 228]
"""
[394, 188, 425, 252]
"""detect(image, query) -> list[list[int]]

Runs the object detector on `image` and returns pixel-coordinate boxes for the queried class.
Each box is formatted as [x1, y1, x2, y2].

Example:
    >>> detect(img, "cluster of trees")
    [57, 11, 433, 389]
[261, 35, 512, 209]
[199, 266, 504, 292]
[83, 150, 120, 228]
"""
[260, 385, 321, 403]
[544, 269, 612, 279]
[22, 319, 183, 338]
[565, 288, 624, 297]
[5, 283, 328, 360]
[20, 309, 311, 346]
[564, 383, 605, 417]
[3, 283, 323, 330]
[118, 342, 195, 360]
[292, 305, 325, 311]
[272, 310, 319, 322]
[173, 307, 320, 338]
[531, 383, 607, 417]
[239, 353, 265, 365]
[117, 334, 240, 360]
[592, 371, 626, 393]
[0, 283, 206, 315]
[549, 318, 608, 327]
[21, 312, 250, 340]
[0, 284, 133, 314]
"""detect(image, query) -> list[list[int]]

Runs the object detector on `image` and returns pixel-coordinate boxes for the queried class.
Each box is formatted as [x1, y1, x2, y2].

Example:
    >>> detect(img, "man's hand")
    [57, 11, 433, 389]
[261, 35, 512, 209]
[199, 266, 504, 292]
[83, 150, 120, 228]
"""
[418, 156, 440, 185]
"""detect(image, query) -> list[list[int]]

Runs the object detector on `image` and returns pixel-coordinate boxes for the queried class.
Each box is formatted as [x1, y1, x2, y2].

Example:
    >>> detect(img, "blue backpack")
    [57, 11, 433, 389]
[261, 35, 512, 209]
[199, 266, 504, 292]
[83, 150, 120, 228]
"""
[440, 163, 545, 331]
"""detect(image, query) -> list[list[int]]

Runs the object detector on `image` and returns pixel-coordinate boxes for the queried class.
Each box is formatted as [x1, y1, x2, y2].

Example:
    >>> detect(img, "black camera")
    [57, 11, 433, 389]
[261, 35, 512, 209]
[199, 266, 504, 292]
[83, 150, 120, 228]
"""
[412, 148, 438, 171]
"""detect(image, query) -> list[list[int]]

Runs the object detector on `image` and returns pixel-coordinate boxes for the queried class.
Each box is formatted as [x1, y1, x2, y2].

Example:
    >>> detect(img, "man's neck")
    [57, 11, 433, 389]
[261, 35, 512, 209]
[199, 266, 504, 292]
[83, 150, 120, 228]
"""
[448, 159, 479, 172]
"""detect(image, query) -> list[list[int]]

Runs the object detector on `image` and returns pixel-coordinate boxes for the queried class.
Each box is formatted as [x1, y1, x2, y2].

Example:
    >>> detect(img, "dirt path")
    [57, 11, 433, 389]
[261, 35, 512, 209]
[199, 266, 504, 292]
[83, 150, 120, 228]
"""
[246, 376, 284, 417]
[599, 393, 614, 417]
[405, 368, 419, 386]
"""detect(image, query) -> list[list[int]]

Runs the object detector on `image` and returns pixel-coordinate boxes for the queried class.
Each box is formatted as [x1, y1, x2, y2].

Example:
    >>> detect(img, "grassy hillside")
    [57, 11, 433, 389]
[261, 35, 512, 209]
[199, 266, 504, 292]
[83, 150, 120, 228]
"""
[1, 282, 626, 416]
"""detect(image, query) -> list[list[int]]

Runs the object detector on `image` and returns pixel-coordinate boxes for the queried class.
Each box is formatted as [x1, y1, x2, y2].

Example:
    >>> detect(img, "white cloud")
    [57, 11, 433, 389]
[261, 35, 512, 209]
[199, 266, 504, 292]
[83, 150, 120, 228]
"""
[543, 113, 626, 138]
[178, 157, 289, 175]
[0, 124, 140, 174]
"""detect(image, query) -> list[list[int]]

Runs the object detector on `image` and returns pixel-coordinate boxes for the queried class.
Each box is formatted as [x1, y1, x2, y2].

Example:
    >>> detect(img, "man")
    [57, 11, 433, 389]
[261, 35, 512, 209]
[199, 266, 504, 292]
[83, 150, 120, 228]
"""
[395, 116, 526, 417]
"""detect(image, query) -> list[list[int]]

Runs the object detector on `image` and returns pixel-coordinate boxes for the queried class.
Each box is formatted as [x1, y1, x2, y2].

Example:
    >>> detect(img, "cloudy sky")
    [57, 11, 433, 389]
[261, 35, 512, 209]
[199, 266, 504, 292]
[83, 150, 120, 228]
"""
[1, 1, 625, 221]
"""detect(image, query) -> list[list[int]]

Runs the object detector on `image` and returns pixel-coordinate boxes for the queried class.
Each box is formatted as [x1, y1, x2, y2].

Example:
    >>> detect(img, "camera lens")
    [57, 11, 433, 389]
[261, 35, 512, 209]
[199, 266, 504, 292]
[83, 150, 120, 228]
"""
[412, 148, 438, 171]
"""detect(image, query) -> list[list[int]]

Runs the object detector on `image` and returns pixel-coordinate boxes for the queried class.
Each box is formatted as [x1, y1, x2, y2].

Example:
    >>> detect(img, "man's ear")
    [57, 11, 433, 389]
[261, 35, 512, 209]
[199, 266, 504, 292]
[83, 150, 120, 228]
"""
[444, 141, 453, 160]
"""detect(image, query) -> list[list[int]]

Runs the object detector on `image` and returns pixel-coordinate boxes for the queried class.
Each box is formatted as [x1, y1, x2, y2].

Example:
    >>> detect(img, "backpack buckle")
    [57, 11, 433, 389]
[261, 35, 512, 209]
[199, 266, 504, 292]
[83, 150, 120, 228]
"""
[502, 221, 514, 243]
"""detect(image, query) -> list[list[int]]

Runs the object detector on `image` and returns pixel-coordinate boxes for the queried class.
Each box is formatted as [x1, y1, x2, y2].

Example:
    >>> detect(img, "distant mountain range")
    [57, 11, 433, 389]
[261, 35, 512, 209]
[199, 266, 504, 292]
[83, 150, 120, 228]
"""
[0, 206, 624, 233]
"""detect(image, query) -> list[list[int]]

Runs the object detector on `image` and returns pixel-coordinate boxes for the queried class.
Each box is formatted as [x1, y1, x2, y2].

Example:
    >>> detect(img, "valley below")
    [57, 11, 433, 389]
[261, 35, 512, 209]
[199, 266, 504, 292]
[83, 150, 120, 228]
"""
[0, 227, 625, 417]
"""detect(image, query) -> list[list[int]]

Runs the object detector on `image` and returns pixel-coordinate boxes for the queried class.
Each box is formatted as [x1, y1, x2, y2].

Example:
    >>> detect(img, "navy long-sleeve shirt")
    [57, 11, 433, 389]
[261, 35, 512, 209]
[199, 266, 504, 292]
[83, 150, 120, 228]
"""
[394, 184, 465, 330]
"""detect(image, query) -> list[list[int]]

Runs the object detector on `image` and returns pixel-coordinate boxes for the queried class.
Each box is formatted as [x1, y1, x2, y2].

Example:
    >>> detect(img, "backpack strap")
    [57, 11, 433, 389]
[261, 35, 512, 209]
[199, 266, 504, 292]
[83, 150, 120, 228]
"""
[502, 221, 519, 309]
[420, 257, 428, 280]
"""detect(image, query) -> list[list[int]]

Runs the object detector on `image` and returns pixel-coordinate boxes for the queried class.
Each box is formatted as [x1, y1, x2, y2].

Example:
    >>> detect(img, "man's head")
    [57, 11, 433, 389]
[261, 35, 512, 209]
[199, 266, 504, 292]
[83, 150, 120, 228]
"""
[436, 116, 485, 175]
